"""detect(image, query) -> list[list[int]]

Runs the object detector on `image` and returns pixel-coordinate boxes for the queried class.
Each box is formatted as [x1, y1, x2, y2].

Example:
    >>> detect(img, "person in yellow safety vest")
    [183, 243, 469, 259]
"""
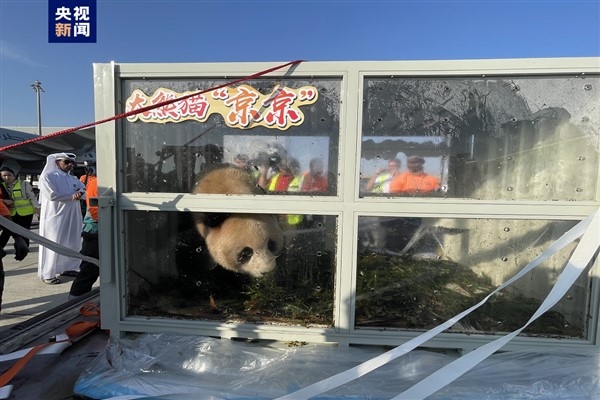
[259, 157, 300, 192]
[258, 157, 304, 226]
[284, 161, 304, 225]
[365, 158, 401, 193]
[0, 167, 40, 251]
[283, 158, 303, 193]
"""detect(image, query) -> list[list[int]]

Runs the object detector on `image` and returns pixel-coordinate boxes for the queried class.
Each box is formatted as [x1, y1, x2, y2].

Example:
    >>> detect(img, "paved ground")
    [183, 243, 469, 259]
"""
[0, 222, 98, 331]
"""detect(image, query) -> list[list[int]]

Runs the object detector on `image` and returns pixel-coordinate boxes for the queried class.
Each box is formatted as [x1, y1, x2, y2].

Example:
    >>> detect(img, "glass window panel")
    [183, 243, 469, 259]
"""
[125, 211, 337, 327]
[122, 78, 340, 195]
[360, 76, 600, 200]
[356, 216, 591, 339]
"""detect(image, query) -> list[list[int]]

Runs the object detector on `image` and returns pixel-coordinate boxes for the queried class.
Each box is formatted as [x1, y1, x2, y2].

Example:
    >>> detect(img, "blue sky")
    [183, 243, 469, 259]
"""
[0, 0, 599, 130]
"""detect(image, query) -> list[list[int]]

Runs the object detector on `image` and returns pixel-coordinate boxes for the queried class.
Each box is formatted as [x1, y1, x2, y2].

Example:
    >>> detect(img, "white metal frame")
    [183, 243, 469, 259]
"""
[94, 58, 600, 352]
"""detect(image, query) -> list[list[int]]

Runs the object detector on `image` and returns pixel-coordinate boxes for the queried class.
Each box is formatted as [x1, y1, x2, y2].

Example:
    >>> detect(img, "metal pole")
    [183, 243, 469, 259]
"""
[31, 80, 44, 135]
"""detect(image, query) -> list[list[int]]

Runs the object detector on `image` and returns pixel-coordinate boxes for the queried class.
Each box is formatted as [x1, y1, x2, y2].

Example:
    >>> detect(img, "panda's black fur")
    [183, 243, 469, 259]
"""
[174, 211, 251, 302]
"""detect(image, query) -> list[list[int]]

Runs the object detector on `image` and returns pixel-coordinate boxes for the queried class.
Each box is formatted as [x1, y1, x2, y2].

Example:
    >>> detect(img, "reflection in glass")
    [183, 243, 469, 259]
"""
[123, 78, 340, 195]
[356, 216, 590, 339]
[360, 137, 449, 196]
[125, 211, 336, 327]
[360, 76, 600, 200]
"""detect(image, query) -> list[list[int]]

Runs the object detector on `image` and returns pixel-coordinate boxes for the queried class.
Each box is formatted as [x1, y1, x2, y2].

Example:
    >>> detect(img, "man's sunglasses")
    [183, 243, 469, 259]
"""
[60, 159, 75, 165]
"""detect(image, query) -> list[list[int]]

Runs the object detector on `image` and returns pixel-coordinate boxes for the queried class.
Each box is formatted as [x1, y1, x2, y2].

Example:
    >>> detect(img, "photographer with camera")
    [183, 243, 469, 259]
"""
[258, 156, 302, 193]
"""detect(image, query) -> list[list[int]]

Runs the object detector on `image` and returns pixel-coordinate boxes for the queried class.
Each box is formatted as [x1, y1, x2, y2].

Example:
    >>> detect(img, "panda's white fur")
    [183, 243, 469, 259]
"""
[192, 165, 284, 277]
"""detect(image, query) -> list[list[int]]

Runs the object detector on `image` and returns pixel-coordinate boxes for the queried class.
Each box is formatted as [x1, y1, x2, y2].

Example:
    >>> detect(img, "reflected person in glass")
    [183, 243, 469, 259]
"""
[365, 158, 401, 193]
[389, 156, 440, 194]
[300, 158, 328, 193]
[258, 157, 302, 193]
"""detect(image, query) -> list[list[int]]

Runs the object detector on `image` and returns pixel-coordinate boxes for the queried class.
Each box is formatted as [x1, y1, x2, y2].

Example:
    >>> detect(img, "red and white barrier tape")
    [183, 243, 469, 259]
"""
[0, 60, 304, 152]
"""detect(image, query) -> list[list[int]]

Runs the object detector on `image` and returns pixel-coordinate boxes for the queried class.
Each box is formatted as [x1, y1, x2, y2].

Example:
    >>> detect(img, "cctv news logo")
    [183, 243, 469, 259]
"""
[48, 0, 97, 43]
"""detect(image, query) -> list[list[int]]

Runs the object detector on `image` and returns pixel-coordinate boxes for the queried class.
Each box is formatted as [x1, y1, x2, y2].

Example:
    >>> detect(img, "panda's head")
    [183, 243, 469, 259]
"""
[192, 165, 285, 277]
[195, 212, 284, 277]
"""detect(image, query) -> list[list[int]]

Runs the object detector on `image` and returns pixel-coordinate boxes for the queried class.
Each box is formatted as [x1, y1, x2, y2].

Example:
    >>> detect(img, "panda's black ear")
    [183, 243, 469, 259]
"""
[197, 212, 231, 228]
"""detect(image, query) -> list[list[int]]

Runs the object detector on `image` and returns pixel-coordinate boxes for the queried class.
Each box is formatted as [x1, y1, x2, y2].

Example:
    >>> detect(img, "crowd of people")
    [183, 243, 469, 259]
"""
[234, 151, 330, 228]
[234, 152, 330, 195]
[234, 151, 439, 196]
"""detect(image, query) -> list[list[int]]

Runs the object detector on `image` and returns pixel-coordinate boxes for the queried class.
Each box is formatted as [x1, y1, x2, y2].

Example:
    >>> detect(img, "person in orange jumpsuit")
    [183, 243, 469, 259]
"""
[300, 158, 328, 193]
[389, 156, 440, 194]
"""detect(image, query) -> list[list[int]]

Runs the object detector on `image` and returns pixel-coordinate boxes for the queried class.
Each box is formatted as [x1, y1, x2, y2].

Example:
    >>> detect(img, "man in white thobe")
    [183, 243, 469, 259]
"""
[38, 152, 86, 284]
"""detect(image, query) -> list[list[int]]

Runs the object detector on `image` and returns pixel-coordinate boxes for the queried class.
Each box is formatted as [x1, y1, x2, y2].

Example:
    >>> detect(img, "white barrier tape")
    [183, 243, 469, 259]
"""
[0, 385, 13, 400]
[394, 208, 600, 399]
[0, 216, 99, 266]
[276, 210, 598, 400]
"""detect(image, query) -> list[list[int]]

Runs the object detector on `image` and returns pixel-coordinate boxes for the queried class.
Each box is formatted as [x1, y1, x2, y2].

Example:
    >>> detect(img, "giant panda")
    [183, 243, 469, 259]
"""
[191, 165, 284, 277]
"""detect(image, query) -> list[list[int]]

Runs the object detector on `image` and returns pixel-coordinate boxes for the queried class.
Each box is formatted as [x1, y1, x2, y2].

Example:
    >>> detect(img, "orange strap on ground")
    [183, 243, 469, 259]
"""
[0, 339, 69, 387]
[0, 303, 101, 387]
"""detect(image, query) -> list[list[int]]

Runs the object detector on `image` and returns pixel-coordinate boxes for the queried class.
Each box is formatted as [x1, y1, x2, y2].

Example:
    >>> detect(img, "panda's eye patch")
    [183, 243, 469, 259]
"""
[238, 247, 253, 264]
[268, 239, 278, 254]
